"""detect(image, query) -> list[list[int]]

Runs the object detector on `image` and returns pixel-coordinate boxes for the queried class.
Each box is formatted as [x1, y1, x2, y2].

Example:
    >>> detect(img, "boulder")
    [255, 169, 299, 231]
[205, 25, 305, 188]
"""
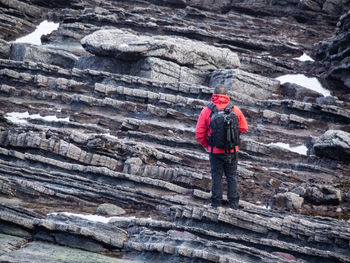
[272, 192, 304, 211]
[304, 184, 342, 205]
[10, 43, 77, 69]
[322, 0, 347, 15]
[286, 182, 343, 205]
[313, 130, 350, 162]
[96, 203, 126, 216]
[280, 82, 323, 101]
[81, 29, 240, 71]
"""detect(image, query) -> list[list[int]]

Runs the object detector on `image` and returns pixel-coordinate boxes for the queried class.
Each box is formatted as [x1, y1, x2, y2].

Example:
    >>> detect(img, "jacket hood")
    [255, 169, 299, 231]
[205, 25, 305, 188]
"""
[211, 94, 230, 108]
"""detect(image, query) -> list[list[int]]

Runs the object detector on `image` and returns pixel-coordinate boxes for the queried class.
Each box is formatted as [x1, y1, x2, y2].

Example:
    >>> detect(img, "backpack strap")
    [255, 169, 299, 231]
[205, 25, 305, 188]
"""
[225, 102, 237, 162]
[207, 102, 217, 154]
[207, 102, 217, 117]
[225, 102, 234, 112]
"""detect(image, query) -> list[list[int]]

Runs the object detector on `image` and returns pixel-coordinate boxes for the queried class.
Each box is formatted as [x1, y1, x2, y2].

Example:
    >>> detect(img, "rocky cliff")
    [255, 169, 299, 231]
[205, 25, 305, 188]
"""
[0, 0, 350, 262]
[313, 10, 350, 96]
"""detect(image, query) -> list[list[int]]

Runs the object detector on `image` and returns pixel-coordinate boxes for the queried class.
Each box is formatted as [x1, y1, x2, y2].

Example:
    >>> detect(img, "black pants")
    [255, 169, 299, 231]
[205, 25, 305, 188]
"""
[209, 153, 239, 208]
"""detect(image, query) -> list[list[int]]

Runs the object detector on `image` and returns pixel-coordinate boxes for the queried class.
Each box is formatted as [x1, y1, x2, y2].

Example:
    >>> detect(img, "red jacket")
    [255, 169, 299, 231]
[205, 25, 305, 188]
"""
[195, 94, 248, 153]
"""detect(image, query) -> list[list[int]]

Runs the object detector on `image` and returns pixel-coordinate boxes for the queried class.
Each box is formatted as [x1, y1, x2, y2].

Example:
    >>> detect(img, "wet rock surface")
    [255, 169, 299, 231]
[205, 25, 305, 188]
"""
[0, 241, 133, 263]
[0, 0, 350, 262]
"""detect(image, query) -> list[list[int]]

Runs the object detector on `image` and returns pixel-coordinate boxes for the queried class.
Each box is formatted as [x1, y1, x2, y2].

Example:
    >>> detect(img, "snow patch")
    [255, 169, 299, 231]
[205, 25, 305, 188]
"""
[5, 111, 70, 125]
[276, 74, 331, 97]
[15, 20, 59, 45]
[269, 142, 308, 155]
[293, 53, 314, 62]
[49, 212, 111, 223]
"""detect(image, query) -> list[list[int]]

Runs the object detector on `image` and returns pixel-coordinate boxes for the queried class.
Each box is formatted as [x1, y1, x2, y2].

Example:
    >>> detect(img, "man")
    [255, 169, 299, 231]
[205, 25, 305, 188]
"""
[195, 85, 248, 209]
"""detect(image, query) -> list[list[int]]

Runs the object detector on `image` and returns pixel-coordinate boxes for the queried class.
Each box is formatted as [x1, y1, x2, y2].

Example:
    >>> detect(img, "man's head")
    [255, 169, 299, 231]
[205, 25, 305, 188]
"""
[214, 85, 227, 95]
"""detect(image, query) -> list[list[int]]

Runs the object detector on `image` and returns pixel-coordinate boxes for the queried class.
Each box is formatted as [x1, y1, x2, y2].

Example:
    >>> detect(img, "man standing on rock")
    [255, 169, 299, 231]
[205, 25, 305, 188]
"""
[196, 85, 248, 210]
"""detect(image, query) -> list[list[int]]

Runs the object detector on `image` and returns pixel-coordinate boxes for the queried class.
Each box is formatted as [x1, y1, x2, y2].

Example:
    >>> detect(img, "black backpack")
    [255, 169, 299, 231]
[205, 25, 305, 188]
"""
[207, 102, 240, 155]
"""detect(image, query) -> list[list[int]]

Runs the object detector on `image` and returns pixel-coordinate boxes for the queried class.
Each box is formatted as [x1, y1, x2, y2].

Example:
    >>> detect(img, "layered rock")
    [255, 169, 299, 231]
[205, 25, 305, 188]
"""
[1, 202, 350, 263]
[0, 241, 127, 263]
[209, 69, 280, 101]
[79, 29, 240, 84]
[0, 0, 350, 262]
[0, 40, 10, 59]
[313, 130, 350, 162]
[0, 0, 43, 41]
[10, 43, 78, 69]
[313, 10, 350, 91]
[81, 29, 240, 70]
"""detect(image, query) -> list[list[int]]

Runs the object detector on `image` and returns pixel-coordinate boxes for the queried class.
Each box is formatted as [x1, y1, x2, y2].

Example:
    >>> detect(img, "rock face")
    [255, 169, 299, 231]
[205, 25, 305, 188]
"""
[0, 0, 350, 262]
[81, 29, 240, 71]
[313, 10, 350, 91]
[0, 40, 11, 59]
[0, 241, 127, 263]
[280, 82, 324, 102]
[79, 29, 240, 84]
[0, 0, 43, 41]
[10, 43, 78, 69]
[0, 234, 26, 255]
[314, 130, 350, 162]
[275, 182, 343, 207]
[1, 203, 350, 262]
[209, 69, 280, 101]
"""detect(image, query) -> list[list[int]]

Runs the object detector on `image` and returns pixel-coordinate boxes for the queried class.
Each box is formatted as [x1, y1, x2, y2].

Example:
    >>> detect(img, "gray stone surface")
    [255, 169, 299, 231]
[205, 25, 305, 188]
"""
[209, 69, 280, 100]
[0, 40, 10, 59]
[0, 233, 26, 256]
[75, 56, 131, 74]
[273, 192, 304, 211]
[35, 213, 128, 249]
[322, 0, 347, 15]
[112, 205, 350, 263]
[130, 57, 207, 84]
[0, 241, 134, 263]
[97, 203, 126, 216]
[1, 0, 350, 262]
[313, 10, 350, 90]
[304, 184, 342, 205]
[280, 82, 323, 101]
[81, 29, 240, 71]
[314, 130, 350, 162]
[10, 43, 77, 69]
